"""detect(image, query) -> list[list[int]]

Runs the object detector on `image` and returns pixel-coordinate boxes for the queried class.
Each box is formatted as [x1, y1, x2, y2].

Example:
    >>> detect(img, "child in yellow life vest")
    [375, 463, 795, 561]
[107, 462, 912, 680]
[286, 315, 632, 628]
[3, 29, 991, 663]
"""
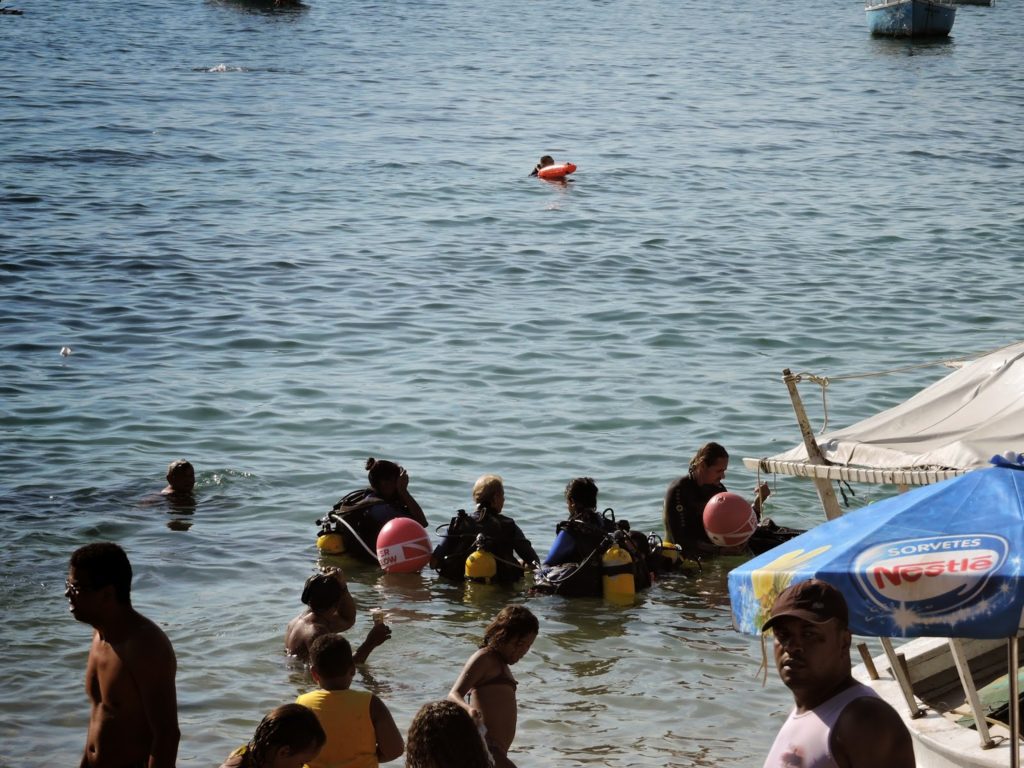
[297, 634, 404, 768]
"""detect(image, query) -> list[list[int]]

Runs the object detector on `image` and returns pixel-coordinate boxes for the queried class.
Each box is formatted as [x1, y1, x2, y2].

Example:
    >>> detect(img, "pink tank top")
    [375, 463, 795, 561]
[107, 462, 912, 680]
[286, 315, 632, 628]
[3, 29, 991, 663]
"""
[762, 682, 879, 768]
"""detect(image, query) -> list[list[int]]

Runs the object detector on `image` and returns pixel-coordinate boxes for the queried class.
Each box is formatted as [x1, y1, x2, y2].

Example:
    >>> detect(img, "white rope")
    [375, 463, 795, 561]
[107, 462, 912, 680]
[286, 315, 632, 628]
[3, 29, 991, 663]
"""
[789, 341, 1023, 434]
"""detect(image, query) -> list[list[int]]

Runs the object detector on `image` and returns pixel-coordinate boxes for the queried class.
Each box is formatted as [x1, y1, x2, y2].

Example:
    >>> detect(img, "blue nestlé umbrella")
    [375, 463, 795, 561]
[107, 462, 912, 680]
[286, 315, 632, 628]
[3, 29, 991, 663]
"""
[729, 462, 1024, 640]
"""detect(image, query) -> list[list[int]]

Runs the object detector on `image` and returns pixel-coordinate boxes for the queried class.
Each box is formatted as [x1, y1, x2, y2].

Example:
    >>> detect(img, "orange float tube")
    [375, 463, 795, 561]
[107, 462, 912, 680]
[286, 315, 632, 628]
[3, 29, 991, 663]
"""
[537, 162, 577, 180]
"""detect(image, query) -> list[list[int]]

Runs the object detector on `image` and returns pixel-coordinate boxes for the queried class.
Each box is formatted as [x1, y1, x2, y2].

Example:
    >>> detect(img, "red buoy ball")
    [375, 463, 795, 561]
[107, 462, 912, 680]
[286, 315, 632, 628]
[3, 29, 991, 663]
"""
[376, 517, 432, 573]
[702, 492, 757, 548]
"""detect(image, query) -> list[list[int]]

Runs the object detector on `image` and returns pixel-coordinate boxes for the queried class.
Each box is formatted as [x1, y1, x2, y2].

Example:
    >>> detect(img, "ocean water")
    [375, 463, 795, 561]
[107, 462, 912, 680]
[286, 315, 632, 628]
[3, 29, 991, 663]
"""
[1, 0, 1021, 765]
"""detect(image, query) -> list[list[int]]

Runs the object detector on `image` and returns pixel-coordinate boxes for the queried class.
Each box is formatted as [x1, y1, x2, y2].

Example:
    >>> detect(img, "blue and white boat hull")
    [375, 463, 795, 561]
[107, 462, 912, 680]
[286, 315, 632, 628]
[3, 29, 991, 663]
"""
[866, 0, 957, 37]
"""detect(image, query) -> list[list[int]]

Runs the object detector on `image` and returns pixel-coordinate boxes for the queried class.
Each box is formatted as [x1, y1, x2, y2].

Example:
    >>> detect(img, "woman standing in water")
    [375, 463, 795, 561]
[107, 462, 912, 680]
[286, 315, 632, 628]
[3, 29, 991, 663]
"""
[328, 457, 428, 562]
[663, 442, 770, 557]
[431, 474, 540, 582]
[448, 604, 539, 768]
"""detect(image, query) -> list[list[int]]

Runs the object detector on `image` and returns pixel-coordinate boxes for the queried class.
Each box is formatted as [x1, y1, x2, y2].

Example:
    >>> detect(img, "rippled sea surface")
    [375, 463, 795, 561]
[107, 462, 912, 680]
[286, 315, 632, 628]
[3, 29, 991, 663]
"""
[1, 0, 1021, 765]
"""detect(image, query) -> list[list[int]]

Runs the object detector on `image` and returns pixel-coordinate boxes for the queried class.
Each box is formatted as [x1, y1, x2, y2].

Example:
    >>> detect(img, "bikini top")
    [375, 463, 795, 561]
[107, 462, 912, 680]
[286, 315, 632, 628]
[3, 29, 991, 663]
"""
[474, 650, 518, 691]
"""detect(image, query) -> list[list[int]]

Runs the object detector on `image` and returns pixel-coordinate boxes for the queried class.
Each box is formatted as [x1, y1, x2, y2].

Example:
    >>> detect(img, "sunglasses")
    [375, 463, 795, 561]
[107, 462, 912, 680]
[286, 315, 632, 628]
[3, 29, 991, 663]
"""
[64, 578, 93, 596]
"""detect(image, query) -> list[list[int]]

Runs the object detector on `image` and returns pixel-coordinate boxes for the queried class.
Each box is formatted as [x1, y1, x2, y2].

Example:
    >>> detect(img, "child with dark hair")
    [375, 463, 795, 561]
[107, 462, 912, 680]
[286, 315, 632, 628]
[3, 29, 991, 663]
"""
[448, 605, 539, 768]
[284, 567, 391, 662]
[218, 703, 326, 768]
[405, 700, 493, 768]
[296, 634, 404, 768]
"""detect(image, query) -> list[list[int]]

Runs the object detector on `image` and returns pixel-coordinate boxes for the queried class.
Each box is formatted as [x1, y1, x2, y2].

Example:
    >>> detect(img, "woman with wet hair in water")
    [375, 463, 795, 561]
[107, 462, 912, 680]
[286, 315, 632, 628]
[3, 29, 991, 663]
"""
[218, 703, 326, 768]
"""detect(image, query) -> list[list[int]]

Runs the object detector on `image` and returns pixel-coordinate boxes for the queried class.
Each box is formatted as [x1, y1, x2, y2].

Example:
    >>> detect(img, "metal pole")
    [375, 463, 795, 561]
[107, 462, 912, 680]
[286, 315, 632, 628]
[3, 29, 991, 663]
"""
[782, 368, 844, 520]
[1010, 636, 1019, 768]
[948, 639, 995, 748]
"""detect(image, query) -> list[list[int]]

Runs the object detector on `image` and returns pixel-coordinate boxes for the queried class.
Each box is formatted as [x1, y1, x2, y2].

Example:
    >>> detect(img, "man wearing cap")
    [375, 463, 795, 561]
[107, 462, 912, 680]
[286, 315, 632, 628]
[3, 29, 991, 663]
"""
[762, 579, 914, 768]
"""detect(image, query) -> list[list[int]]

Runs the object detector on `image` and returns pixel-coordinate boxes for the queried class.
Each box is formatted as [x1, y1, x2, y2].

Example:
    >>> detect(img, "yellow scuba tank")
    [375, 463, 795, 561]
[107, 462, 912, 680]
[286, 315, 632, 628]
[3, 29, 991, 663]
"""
[678, 556, 701, 576]
[655, 537, 700, 576]
[661, 539, 681, 566]
[465, 534, 497, 584]
[602, 537, 635, 604]
[317, 532, 345, 555]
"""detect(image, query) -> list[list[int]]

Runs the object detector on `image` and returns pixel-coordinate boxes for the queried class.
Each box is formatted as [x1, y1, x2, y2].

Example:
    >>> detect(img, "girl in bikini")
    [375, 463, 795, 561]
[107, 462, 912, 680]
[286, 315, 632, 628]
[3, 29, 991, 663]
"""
[448, 605, 539, 768]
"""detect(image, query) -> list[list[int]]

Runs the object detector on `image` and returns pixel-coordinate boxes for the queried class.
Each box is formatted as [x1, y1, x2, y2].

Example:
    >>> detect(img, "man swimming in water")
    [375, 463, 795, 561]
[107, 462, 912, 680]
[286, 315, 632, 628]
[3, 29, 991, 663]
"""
[529, 155, 555, 176]
[67, 542, 179, 768]
[162, 458, 195, 497]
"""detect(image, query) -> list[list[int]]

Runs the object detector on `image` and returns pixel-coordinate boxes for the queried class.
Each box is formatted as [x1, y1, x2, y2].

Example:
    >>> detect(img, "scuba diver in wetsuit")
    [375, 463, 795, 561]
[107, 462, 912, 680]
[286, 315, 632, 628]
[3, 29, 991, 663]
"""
[326, 457, 428, 562]
[432, 474, 541, 582]
[533, 477, 618, 597]
[663, 441, 772, 558]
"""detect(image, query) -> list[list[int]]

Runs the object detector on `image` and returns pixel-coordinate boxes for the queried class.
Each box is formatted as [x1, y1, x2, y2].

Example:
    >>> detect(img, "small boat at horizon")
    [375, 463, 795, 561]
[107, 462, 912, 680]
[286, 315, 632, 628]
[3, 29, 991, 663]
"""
[866, 0, 957, 37]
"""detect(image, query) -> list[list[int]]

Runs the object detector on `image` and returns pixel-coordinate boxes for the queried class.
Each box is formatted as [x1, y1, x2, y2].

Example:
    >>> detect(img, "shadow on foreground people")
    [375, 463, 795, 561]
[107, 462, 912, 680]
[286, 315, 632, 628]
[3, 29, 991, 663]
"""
[67, 542, 179, 768]
[406, 700, 493, 768]
[218, 703, 326, 768]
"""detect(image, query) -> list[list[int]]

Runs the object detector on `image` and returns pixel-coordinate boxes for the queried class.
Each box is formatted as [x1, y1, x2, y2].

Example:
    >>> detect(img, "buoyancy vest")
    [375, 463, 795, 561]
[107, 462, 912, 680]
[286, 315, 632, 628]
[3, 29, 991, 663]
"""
[534, 511, 615, 597]
[536, 510, 654, 597]
[324, 489, 404, 563]
[433, 507, 537, 582]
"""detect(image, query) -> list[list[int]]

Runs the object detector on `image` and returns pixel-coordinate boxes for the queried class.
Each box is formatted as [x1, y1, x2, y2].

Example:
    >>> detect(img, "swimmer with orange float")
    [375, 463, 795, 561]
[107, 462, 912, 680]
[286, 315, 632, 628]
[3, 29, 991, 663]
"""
[529, 154, 576, 181]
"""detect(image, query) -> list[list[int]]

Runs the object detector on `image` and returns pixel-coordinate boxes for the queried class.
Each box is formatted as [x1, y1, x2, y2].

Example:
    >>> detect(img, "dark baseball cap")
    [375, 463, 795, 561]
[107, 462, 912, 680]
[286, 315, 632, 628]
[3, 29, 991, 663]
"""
[761, 579, 849, 632]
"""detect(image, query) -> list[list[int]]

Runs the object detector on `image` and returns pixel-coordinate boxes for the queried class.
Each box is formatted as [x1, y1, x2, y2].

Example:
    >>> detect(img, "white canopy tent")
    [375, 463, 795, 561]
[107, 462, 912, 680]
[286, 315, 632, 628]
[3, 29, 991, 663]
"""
[744, 341, 1024, 488]
[741, 341, 1024, 768]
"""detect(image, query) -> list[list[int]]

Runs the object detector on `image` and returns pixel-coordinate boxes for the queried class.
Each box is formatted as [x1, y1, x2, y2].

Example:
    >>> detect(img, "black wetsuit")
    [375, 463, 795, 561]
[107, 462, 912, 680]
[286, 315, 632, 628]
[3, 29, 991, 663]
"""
[433, 506, 540, 582]
[534, 510, 616, 597]
[663, 473, 726, 556]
